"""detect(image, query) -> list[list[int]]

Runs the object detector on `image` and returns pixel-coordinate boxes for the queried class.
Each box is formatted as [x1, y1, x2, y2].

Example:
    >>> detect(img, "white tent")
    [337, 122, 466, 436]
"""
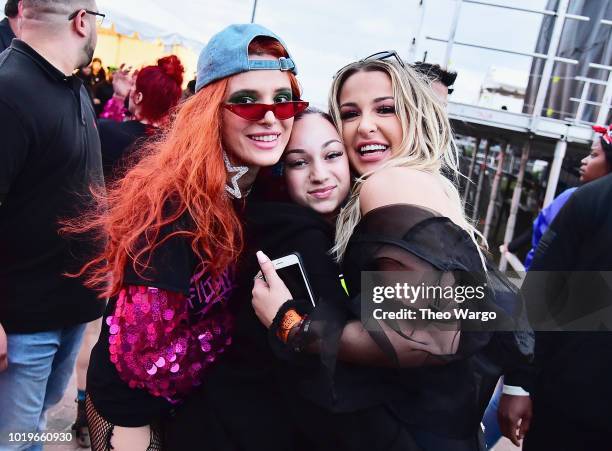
[97, 0, 255, 52]
[96, 0, 538, 109]
[93, 0, 424, 106]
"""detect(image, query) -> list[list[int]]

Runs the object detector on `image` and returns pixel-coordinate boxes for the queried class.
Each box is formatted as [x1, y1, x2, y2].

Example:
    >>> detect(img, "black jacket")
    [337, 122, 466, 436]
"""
[521, 173, 612, 430]
[0, 18, 15, 53]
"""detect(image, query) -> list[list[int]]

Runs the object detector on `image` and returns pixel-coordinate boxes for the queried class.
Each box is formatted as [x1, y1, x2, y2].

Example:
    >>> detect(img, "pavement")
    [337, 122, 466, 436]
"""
[44, 369, 520, 451]
[43, 372, 85, 451]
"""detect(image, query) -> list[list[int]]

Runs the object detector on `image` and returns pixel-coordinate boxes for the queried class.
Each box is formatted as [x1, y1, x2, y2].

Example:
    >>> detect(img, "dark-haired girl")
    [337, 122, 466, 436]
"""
[252, 54, 533, 451]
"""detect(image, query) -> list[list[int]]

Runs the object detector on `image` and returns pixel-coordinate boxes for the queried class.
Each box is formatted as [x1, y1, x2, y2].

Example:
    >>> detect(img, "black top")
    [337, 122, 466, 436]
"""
[93, 80, 113, 116]
[220, 201, 345, 371]
[338, 204, 532, 438]
[0, 18, 15, 53]
[166, 203, 533, 447]
[88, 212, 237, 426]
[166, 201, 349, 451]
[521, 173, 612, 430]
[0, 40, 105, 333]
[87, 219, 197, 426]
[98, 119, 150, 182]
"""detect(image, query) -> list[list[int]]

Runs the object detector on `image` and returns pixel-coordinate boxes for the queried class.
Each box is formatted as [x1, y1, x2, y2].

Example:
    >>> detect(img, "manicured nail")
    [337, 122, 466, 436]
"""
[256, 251, 268, 263]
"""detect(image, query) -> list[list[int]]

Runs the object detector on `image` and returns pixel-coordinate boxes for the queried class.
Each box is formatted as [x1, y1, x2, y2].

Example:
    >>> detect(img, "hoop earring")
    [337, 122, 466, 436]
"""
[223, 150, 249, 199]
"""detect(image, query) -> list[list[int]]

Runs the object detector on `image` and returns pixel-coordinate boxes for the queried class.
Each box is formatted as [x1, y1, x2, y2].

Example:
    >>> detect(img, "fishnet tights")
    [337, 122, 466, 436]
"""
[85, 395, 162, 451]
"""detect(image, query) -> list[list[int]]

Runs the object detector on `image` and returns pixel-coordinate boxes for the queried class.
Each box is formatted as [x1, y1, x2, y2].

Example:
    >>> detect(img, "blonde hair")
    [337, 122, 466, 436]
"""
[328, 59, 487, 264]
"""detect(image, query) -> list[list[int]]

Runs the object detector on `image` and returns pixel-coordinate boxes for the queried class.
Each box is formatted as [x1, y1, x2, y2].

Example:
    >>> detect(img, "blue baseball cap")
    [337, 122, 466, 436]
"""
[195, 23, 297, 92]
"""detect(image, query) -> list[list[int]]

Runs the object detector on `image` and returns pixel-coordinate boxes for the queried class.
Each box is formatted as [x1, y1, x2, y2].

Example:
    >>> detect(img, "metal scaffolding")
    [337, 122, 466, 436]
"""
[411, 0, 610, 270]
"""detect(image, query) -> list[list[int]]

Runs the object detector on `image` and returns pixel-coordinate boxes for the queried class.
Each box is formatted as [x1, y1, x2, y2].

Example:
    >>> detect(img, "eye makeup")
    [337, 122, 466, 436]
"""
[273, 88, 293, 103]
[227, 90, 259, 104]
[227, 88, 293, 105]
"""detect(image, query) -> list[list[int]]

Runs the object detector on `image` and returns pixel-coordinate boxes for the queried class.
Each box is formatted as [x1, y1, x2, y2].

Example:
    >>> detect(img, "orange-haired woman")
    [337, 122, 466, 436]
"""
[72, 24, 307, 451]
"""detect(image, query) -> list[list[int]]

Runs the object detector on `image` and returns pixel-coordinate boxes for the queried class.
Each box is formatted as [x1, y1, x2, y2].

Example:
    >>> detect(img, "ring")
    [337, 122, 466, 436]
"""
[254, 274, 265, 280]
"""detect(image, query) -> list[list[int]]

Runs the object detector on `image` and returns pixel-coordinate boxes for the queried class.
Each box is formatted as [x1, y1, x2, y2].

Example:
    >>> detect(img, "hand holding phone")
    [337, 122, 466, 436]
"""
[269, 253, 315, 307]
[252, 251, 294, 328]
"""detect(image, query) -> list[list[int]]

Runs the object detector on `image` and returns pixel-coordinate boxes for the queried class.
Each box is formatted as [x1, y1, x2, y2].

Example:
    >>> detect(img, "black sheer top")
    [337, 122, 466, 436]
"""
[342, 204, 531, 363]
[279, 204, 533, 437]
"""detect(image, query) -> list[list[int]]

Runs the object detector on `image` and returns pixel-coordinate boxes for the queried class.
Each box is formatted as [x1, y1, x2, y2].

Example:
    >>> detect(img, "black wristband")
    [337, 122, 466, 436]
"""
[291, 316, 312, 352]
[268, 299, 311, 350]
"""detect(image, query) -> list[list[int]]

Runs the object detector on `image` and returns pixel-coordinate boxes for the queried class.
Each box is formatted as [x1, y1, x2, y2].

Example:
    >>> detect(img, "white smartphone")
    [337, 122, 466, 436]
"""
[271, 252, 316, 307]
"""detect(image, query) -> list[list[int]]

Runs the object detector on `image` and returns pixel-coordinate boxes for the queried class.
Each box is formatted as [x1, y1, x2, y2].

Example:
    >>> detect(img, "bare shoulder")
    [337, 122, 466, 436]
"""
[360, 167, 448, 215]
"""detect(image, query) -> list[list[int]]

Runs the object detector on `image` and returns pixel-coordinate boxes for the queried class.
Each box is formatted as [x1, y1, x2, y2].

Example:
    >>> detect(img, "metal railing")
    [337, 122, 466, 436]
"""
[421, 0, 612, 128]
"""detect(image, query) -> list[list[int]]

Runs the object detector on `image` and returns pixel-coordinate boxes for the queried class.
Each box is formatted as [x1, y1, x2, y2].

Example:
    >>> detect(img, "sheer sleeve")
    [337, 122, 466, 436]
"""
[280, 204, 532, 370]
[107, 285, 233, 403]
[289, 245, 466, 368]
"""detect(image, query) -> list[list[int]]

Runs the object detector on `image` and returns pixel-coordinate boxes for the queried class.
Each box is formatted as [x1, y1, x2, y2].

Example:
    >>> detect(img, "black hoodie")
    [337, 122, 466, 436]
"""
[166, 201, 348, 451]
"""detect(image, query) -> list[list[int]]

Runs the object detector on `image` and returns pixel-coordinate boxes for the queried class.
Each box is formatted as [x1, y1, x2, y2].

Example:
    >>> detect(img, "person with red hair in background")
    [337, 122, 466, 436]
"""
[63, 23, 306, 451]
[98, 55, 184, 182]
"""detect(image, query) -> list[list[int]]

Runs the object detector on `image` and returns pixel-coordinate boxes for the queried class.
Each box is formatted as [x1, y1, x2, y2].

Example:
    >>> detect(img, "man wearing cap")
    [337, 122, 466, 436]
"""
[0, 0, 19, 52]
[0, 1, 104, 448]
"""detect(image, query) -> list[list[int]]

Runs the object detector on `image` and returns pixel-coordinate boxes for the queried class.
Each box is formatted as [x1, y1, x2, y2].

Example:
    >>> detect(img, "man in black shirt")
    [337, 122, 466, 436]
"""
[0, 0, 104, 446]
[0, 0, 19, 52]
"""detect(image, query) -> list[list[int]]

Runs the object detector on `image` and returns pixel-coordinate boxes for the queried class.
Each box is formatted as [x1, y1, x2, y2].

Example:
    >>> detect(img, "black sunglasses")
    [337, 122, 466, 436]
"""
[362, 50, 406, 68]
[334, 50, 405, 79]
[68, 9, 106, 25]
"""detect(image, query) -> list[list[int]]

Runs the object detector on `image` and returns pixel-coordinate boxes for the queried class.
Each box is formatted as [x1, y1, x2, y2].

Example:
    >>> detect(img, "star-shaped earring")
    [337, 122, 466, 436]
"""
[223, 151, 249, 199]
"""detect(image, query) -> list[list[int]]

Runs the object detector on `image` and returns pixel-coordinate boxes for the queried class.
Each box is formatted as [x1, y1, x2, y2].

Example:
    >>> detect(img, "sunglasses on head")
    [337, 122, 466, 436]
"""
[223, 101, 309, 121]
[334, 50, 405, 79]
[363, 50, 406, 68]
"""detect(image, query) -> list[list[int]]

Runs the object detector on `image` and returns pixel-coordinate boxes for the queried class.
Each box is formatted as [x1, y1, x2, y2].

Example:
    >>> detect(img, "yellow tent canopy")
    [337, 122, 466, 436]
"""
[94, 25, 198, 88]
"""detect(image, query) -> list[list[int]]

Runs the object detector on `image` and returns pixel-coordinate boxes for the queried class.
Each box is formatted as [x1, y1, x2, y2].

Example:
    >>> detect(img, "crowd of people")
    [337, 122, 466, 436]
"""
[1, 1, 611, 451]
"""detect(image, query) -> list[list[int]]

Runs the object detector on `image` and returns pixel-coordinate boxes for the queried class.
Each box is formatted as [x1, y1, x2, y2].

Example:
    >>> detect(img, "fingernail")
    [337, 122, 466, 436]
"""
[256, 251, 268, 263]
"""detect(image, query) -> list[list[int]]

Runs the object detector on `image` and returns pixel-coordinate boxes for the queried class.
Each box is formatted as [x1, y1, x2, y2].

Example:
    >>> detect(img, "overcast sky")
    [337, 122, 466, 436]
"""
[99, 0, 549, 106]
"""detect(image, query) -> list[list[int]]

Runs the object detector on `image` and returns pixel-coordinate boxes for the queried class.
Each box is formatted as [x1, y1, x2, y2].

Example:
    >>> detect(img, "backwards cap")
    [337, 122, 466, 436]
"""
[195, 23, 297, 92]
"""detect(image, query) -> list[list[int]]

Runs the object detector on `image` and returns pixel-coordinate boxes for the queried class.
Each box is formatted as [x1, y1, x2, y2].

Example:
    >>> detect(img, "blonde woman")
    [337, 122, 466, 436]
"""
[252, 52, 532, 450]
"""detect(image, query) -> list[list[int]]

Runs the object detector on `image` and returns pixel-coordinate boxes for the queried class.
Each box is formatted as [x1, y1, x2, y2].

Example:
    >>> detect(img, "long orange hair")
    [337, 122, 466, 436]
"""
[67, 37, 301, 298]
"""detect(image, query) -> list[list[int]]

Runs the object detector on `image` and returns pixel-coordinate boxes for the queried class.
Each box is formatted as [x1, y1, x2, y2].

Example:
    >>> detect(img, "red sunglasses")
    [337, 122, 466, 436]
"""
[223, 101, 309, 121]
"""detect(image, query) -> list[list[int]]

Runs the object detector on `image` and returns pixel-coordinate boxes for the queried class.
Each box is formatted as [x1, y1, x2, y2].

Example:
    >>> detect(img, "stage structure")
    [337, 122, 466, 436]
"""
[409, 0, 611, 271]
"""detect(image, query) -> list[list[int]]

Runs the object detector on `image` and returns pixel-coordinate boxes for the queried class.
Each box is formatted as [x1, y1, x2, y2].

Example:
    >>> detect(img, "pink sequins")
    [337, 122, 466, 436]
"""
[107, 273, 235, 403]
[199, 331, 213, 342]
[155, 357, 166, 368]
[163, 309, 175, 321]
